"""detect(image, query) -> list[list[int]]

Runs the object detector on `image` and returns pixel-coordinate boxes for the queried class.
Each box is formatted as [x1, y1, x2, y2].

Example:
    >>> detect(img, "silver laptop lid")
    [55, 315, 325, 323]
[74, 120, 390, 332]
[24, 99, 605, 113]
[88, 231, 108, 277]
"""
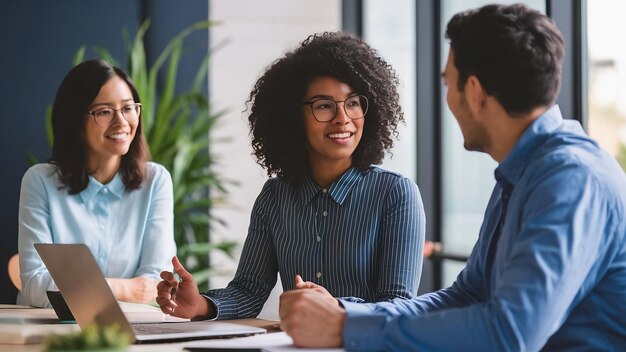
[34, 243, 267, 343]
[34, 243, 136, 338]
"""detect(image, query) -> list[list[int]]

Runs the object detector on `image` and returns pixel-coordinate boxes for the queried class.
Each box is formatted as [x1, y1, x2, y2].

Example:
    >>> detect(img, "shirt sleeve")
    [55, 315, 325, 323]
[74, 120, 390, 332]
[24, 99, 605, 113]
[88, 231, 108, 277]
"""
[371, 177, 425, 301]
[340, 236, 487, 314]
[18, 166, 57, 307]
[134, 164, 177, 280]
[342, 163, 612, 351]
[202, 180, 279, 319]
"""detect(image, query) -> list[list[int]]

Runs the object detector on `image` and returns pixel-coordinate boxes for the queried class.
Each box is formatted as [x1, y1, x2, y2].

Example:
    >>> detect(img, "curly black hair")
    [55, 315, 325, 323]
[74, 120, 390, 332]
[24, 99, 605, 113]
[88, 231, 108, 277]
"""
[247, 31, 404, 183]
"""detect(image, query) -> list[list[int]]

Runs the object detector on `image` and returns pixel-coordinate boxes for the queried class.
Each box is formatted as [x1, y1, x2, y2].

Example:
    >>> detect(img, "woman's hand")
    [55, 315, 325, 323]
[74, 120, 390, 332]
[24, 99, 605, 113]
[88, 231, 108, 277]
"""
[155, 256, 214, 319]
[107, 276, 159, 303]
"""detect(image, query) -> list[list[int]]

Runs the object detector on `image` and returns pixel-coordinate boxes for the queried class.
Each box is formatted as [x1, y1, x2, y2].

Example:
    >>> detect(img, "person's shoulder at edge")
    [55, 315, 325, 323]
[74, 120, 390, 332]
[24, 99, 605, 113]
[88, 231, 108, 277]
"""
[22, 162, 60, 187]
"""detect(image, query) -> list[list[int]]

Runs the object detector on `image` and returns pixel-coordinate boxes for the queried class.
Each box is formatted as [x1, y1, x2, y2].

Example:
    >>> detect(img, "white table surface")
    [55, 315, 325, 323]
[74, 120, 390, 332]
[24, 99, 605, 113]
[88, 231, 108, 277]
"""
[0, 305, 343, 352]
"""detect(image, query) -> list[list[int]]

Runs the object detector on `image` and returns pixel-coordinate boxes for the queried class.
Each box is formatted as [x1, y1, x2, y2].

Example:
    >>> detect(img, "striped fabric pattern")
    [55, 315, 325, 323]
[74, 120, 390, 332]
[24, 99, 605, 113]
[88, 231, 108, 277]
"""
[203, 166, 425, 319]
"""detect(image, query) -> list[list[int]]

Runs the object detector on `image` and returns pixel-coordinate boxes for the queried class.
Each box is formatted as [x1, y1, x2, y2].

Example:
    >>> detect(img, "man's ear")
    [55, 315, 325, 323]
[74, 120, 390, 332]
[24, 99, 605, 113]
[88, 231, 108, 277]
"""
[464, 75, 487, 116]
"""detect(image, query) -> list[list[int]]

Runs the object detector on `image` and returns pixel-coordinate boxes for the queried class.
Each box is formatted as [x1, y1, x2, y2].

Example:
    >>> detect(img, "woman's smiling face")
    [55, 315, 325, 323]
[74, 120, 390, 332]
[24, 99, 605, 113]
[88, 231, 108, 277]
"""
[84, 75, 138, 168]
[301, 76, 364, 171]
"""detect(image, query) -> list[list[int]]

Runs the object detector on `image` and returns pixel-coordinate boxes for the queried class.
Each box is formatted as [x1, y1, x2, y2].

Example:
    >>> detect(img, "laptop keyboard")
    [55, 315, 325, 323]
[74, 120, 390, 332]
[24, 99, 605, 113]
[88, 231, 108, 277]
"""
[132, 323, 186, 335]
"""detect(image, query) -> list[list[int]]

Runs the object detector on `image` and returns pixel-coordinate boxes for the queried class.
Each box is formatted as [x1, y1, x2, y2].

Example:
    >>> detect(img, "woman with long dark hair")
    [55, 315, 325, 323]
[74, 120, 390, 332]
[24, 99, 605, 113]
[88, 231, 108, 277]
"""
[18, 60, 176, 307]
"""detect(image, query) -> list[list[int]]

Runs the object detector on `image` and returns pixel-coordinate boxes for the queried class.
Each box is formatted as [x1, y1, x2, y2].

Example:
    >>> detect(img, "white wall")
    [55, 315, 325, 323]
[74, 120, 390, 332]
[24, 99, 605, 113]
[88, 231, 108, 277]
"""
[208, 0, 341, 320]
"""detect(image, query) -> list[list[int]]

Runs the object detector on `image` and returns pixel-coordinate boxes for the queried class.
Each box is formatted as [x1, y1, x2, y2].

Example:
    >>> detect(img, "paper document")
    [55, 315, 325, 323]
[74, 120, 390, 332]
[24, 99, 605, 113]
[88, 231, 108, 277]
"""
[182, 331, 345, 352]
[118, 301, 189, 323]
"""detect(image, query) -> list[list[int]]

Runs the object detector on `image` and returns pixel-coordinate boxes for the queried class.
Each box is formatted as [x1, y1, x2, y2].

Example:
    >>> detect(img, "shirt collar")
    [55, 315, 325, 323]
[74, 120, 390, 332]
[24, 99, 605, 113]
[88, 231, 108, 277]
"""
[299, 167, 365, 206]
[79, 172, 125, 203]
[496, 104, 563, 187]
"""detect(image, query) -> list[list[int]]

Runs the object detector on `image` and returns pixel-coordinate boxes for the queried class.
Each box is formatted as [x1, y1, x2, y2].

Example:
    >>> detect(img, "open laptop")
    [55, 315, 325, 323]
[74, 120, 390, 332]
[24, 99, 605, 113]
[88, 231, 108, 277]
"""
[34, 243, 266, 343]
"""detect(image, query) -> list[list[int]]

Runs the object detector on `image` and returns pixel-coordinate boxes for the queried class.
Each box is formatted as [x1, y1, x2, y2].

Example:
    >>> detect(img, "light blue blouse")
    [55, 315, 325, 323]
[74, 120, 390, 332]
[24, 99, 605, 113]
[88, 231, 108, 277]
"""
[17, 162, 176, 307]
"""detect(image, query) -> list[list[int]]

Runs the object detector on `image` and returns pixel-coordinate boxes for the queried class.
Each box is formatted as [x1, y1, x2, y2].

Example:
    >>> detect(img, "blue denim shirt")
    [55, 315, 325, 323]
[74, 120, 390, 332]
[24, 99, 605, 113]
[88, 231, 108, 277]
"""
[342, 105, 626, 351]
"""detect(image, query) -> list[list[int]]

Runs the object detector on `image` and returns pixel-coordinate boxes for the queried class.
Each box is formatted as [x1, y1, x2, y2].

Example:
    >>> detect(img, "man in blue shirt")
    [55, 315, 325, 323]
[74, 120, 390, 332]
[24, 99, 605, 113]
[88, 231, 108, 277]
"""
[279, 3, 626, 350]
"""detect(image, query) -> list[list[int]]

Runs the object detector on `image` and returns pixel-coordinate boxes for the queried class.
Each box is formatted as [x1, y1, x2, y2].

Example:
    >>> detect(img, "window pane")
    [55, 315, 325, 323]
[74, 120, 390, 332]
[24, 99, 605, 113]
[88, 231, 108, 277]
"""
[439, 0, 545, 287]
[588, 0, 626, 170]
[363, 0, 416, 180]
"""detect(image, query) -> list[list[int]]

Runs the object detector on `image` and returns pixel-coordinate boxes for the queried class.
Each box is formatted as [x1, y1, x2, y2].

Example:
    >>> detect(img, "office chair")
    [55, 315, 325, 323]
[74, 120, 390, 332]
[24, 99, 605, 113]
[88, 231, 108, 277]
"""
[424, 241, 469, 262]
[8, 253, 21, 291]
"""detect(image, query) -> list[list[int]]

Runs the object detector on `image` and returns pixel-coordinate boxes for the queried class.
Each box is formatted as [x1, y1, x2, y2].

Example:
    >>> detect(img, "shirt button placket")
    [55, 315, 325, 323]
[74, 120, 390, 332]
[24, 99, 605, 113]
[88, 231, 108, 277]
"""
[100, 188, 110, 262]
[315, 189, 328, 283]
[99, 191, 107, 233]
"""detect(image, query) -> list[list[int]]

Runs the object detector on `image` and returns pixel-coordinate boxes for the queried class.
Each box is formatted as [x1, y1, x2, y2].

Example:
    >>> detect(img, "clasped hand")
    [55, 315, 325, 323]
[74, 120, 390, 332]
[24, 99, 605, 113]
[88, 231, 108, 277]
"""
[279, 275, 346, 348]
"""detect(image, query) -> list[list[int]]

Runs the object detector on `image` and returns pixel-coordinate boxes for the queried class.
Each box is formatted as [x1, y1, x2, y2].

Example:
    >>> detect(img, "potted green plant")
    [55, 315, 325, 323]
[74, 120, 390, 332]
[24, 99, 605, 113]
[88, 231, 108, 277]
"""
[43, 324, 132, 352]
[31, 20, 236, 288]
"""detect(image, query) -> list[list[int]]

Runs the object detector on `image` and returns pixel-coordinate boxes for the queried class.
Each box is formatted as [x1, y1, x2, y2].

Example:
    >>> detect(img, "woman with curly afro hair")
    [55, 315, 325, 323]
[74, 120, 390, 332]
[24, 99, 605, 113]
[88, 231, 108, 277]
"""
[157, 31, 426, 321]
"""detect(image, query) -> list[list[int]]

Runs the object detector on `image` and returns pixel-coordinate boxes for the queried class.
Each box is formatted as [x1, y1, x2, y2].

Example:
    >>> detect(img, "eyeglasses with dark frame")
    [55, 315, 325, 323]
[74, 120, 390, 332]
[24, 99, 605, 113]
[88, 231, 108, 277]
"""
[87, 103, 142, 127]
[301, 95, 368, 122]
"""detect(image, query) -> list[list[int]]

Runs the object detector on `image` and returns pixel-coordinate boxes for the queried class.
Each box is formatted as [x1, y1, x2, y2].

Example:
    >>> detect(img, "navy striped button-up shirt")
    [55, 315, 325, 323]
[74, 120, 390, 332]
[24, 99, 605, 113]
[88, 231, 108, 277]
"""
[204, 166, 425, 319]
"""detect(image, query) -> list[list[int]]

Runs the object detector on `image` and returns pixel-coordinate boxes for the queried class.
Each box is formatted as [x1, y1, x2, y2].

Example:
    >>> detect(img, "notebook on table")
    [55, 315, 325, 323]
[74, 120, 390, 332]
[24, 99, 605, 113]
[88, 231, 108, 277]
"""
[34, 243, 266, 343]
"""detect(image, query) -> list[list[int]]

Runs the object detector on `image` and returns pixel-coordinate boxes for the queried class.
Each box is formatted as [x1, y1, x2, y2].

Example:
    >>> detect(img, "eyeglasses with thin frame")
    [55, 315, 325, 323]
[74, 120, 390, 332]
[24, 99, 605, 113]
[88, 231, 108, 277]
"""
[88, 103, 142, 127]
[302, 95, 368, 122]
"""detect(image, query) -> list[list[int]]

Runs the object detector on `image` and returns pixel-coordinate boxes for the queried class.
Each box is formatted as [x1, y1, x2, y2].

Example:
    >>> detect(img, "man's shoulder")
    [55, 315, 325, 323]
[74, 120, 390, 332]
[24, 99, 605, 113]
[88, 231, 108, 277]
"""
[535, 129, 616, 173]
[528, 130, 626, 196]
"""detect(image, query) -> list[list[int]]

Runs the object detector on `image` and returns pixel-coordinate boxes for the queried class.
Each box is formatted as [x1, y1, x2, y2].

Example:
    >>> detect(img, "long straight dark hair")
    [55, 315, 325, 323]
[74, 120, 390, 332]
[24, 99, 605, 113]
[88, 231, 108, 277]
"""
[50, 59, 150, 194]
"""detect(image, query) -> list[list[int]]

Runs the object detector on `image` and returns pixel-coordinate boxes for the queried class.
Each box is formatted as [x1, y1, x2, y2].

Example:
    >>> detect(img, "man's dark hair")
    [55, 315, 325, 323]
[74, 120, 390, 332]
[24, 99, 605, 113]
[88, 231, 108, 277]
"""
[247, 31, 404, 183]
[446, 3, 565, 115]
[51, 59, 150, 194]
